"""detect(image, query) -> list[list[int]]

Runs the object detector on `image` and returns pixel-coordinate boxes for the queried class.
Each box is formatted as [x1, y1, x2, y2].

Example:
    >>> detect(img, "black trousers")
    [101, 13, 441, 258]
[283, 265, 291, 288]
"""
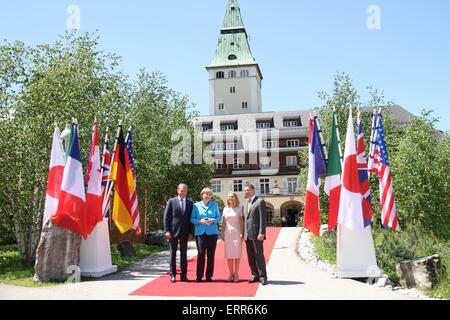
[246, 239, 267, 279]
[168, 236, 188, 277]
[195, 233, 218, 279]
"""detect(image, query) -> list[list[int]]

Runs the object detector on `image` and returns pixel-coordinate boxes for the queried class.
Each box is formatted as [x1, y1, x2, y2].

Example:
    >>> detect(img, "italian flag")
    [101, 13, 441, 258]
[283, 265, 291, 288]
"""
[324, 110, 342, 232]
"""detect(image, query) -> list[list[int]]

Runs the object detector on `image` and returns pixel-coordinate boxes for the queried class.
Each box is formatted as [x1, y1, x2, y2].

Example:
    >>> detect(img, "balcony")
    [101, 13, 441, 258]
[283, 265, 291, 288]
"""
[255, 188, 301, 197]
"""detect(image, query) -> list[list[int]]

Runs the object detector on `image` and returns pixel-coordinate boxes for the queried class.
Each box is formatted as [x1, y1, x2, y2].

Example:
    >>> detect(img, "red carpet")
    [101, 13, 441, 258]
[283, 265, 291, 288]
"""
[130, 227, 281, 297]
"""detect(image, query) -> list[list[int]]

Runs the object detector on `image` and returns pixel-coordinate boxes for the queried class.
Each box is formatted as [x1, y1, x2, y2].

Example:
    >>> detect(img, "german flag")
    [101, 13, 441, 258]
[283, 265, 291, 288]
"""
[111, 127, 133, 233]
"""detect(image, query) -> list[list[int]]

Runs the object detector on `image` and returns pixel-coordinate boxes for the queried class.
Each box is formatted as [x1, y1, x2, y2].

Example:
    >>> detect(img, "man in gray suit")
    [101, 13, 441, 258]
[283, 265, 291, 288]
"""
[243, 183, 268, 285]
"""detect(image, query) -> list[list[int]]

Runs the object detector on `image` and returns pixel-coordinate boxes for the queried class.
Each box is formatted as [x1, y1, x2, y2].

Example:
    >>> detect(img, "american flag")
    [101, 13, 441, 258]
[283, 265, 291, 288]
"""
[101, 131, 112, 224]
[371, 111, 400, 232]
[357, 110, 373, 227]
[125, 131, 141, 236]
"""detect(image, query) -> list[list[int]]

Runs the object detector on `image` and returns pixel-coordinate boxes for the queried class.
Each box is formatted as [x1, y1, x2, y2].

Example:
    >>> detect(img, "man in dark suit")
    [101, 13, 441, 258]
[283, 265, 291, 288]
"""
[243, 183, 268, 285]
[163, 183, 194, 283]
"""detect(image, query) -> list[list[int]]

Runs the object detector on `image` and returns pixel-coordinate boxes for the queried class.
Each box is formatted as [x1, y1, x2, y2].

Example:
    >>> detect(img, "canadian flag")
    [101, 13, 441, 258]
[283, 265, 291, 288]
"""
[337, 109, 364, 233]
[43, 127, 65, 227]
[84, 121, 103, 236]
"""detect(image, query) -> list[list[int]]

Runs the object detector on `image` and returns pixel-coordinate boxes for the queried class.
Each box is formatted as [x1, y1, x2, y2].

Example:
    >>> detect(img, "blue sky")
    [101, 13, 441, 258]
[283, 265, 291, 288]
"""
[1, 0, 449, 130]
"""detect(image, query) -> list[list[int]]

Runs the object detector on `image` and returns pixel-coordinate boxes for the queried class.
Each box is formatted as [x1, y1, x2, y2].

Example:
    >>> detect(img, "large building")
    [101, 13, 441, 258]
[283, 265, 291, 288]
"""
[194, 0, 306, 227]
[194, 0, 412, 227]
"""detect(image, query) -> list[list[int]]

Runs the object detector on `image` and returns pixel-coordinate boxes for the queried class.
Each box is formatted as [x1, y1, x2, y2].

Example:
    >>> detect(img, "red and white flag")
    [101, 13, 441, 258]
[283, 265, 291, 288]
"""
[51, 123, 88, 239]
[338, 109, 364, 233]
[43, 127, 65, 227]
[84, 121, 103, 236]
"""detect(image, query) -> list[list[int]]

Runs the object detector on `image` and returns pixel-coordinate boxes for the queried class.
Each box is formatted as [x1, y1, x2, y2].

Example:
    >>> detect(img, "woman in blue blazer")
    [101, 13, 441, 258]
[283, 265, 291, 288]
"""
[191, 187, 221, 282]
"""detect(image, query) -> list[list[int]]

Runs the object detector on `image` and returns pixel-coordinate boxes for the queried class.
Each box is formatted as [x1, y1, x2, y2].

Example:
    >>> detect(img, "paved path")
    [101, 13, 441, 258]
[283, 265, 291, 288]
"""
[0, 227, 421, 300]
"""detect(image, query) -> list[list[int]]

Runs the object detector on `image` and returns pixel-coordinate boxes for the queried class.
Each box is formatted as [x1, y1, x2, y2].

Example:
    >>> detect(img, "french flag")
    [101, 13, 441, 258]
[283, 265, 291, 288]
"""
[43, 127, 65, 227]
[51, 123, 88, 239]
[303, 115, 326, 236]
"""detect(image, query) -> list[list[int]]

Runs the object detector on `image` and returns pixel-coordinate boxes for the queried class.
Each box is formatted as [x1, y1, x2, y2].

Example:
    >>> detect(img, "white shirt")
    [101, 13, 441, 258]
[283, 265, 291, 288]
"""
[177, 196, 186, 213]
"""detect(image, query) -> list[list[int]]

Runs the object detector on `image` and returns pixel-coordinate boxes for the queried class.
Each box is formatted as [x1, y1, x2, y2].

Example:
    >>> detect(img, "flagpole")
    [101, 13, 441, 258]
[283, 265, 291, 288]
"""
[313, 111, 328, 161]
[102, 121, 122, 216]
[333, 106, 343, 166]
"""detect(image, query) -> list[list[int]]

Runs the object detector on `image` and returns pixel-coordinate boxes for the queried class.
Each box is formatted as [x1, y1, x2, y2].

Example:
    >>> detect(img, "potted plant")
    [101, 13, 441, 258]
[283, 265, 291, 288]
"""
[272, 216, 282, 227]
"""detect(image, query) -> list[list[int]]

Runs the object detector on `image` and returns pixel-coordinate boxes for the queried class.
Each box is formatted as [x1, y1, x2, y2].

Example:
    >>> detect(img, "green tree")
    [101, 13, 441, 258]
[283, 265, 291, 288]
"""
[128, 70, 215, 231]
[0, 32, 129, 262]
[391, 111, 450, 238]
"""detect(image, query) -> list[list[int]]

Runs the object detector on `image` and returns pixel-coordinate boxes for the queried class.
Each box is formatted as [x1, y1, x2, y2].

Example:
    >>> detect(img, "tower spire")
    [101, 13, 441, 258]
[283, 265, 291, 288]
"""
[207, 0, 260, 73]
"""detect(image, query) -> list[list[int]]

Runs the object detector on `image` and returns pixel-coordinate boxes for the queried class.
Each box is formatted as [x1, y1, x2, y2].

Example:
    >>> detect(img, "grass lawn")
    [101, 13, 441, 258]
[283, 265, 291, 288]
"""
[0, 243, 166, 287]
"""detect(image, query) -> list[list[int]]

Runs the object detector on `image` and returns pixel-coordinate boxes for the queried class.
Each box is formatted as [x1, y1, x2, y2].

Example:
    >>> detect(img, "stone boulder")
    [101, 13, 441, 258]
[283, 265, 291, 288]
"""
[117, 240, 136, 257]
[396, 254, 446, 290]
[145, 230, 167, 246]
[33, 220, 82, 283]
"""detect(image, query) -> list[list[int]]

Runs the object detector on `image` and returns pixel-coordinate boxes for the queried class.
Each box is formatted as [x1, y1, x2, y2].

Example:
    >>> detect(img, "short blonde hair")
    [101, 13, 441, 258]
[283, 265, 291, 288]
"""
[226, 192, 240, 208]
[200, 187, 213, 197]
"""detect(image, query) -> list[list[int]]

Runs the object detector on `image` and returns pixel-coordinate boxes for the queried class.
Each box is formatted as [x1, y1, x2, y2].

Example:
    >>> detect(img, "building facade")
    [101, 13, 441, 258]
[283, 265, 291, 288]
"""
[194, 0, 413, 227]
[195, 0, 305, 227]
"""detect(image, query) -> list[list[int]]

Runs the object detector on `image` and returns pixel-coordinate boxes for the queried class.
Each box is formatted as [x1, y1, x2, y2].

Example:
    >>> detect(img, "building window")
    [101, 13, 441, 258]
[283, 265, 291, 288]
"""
[216, 71, 224, 79]
[242, 102, 248, 109]
[233, 179, 243, 192]
[256, 122, 271, 129]
[287, 177, 298, 193]
[214, 159, 224, 169]
[230, 86, 236, 93]
[228, 70, 236, 78]
[228, 54, 237, 61]
[260, 178, 270, 195]
[283, 120, 299, 127]
[213, 143, 225, 151]
[226, 142, 238, 150]
[233, 158, 243, 169]
[212, 180, 222, 193]
[240, 70, 249, 77]
[218, 103, 224, 110]
[221, 123, 236, 131]
[286, 156, 297, 167]
[287, 139, 300, 147]
[264, 141, 277, 149]
[260, 157, 270, 169]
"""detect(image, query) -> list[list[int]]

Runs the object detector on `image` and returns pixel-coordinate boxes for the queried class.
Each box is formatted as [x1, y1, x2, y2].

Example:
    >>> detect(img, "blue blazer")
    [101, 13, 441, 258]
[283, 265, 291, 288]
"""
[190, 200, 221, 236]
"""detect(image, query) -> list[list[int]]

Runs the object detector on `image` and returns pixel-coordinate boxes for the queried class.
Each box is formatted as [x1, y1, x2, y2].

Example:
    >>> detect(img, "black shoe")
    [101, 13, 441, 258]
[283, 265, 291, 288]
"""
[181, 276, 189, 282]
[170, 275, 176, 283]
[206, 277, 212, 282]
[196, 278, 202, 282]
[260, 277, 268, 285]
[248, 276, 260, 283]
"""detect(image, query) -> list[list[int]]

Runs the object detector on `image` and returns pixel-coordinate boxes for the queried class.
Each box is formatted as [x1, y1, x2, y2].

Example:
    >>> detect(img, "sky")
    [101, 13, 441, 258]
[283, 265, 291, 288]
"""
[1, 0, 449, 131]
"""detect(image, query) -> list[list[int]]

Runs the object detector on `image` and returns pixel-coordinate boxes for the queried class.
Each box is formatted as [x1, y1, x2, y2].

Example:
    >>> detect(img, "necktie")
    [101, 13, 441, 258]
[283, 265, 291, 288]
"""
[180, 199, 185, 215]
[248, 199, 252, 212]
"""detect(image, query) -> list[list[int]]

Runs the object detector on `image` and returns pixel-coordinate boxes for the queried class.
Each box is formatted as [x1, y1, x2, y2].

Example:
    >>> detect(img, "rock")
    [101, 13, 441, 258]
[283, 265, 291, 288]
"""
[33, 220, 82, 283]
[117, 241, 136, 257]
[145, 230, 167, 246]
[376, 276, 389, 287]
[396, 254, 446, 290]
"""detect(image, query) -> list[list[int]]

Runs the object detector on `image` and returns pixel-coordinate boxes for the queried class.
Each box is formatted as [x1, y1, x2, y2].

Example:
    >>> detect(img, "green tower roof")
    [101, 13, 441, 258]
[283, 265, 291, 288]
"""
[207, 0, 261, 76]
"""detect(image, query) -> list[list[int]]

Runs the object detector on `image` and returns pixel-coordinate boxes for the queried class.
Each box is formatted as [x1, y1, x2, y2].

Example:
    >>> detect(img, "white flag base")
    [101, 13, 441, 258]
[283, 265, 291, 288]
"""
[80, 218, 117, 278]
[336, 224, 383, 279]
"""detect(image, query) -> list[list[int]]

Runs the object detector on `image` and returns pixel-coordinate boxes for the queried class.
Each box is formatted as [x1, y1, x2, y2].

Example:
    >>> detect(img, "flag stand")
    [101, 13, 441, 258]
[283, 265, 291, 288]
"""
[80, 217, 117, 277]
[336, 224, 382, 279]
